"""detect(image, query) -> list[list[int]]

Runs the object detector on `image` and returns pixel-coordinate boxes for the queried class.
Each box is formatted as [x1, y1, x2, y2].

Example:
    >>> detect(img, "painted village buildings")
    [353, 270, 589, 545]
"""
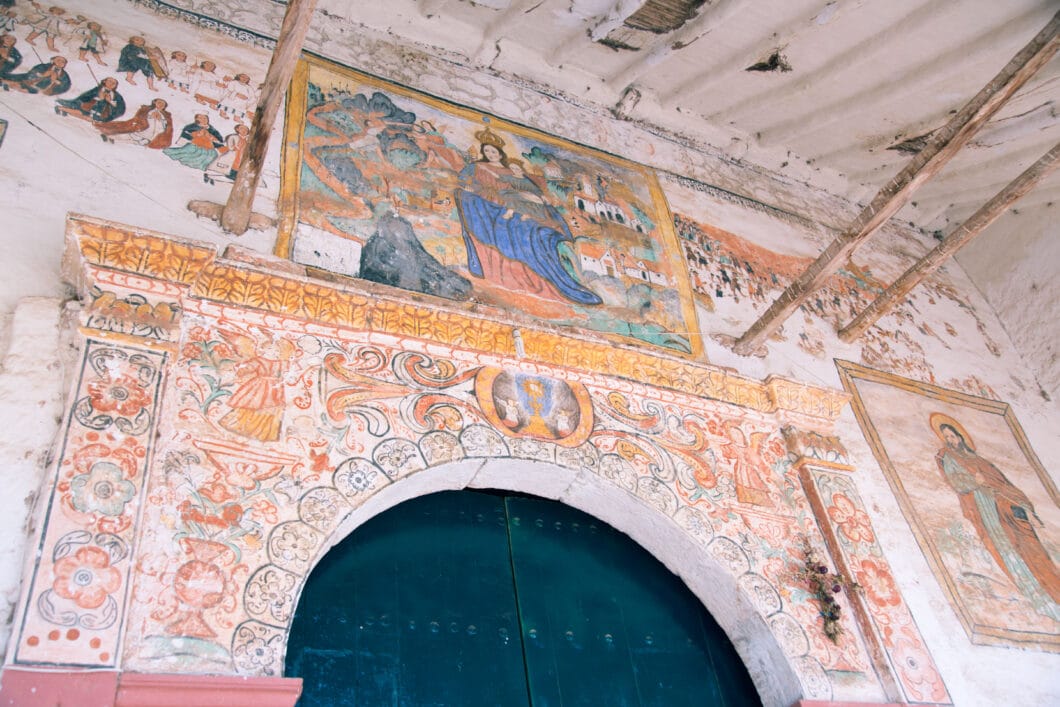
[0, 1, 1057, 706]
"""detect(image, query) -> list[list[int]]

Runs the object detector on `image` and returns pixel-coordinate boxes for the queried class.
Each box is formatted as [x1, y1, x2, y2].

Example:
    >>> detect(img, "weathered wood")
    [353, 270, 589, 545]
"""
[838, 141, 1060, 342]
[220, 0, 319, 235]
[731, 10, 1060, 356]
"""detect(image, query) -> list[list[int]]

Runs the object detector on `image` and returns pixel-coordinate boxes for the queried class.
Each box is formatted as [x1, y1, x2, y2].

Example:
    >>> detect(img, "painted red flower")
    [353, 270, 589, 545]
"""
[174, 560, 226, 609]
[87, 374, 151, 417]
[198, 480, 233, 504]
[855, 558, 901, 607]
[827, 492, 875, 544]
[251, 499, 278, 524]
[188, 326, 212, 343]
[892, 636, 948, 702]
[52, 546, 121, 609]
[182, 343, 202, 361]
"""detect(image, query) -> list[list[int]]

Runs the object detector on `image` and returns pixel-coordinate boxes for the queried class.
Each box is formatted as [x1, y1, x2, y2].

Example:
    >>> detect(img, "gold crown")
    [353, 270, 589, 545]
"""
[474, 126, 505, 149]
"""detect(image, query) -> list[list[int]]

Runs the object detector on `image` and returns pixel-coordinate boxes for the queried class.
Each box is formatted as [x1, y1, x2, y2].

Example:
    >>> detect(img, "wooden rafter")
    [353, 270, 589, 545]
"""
[219, 0, 319, 235]
[731, 10, 1060, 356]
[838, 141, 1060, 342]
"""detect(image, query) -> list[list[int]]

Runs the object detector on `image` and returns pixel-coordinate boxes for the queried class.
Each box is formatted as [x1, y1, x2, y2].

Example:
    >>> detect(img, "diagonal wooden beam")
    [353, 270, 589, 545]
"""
[220, 0, 319, 235]
[731, 10, 1060, 356]
[838, 141, 1060, 342]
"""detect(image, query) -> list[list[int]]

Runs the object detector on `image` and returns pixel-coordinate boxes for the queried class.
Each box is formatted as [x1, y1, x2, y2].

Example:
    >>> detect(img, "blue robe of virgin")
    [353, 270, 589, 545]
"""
[455, 162, 602, 306]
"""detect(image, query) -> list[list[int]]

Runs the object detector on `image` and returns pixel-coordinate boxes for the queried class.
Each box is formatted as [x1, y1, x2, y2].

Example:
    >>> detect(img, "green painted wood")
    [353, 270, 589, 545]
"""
[286, 491, 530, 706]
[505, 496, 759, 707]
[286, 491, 760, 706]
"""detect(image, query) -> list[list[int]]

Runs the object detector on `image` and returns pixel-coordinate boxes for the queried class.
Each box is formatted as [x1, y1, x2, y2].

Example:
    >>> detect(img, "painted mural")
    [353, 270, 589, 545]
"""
[277, 57, 699, 357]
[671, 202, 1004, 399]
[5, 215, 964, 704]
[0, 0, 269, 187]
[838, 360, 1060, 652]
[14, 340, 167, 667]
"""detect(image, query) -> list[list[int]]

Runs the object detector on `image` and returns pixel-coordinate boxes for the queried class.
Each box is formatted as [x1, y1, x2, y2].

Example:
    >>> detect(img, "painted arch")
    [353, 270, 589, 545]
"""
[3, 216, 951, 707]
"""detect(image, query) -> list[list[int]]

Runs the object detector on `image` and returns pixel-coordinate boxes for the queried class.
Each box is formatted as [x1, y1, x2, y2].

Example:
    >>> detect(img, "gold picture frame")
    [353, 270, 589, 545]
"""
[277, 56, 701, 359]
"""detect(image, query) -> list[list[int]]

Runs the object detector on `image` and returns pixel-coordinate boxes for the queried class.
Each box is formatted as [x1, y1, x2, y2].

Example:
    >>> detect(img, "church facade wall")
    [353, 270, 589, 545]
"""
[0, 2, 1055, 706]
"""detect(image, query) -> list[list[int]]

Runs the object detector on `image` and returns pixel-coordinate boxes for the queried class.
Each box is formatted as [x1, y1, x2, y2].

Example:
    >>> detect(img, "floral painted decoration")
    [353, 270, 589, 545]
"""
[795, 538, 860, 642]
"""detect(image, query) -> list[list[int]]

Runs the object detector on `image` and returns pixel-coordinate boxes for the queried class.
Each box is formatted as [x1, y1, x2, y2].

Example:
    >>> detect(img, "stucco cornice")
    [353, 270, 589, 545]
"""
[63, 213, 849, 424]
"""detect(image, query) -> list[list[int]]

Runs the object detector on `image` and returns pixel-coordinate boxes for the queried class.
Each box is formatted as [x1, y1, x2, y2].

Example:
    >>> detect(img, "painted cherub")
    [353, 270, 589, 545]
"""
[217, 330, 298, 443]
[722, 422, 774, 508]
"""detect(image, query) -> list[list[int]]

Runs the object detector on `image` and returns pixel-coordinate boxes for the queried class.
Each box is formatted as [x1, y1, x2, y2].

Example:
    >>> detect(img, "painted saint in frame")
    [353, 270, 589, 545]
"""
[277, 57, 699, 358]
[837, 360, 1060, 651]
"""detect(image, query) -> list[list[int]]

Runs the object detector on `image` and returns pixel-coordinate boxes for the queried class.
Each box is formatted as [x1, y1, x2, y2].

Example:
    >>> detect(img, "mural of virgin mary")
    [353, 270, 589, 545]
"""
[930, 412, 1060, 620]
[454, 125, 602, 306]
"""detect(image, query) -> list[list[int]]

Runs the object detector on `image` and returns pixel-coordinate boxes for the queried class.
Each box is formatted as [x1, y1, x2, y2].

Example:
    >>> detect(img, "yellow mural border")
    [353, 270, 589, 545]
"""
[836, 359, 1059, 653]
[64, 214, 850, 422]
[276, 55, 702, 359]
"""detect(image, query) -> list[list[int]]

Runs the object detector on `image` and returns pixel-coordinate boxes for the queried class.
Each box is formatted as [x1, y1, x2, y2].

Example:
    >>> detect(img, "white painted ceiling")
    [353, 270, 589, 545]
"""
[317, 0, 1059, 238]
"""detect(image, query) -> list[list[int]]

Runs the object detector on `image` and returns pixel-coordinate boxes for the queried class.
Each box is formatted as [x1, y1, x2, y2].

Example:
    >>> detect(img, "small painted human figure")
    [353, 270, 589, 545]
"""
[0, 8, 16, 34]
[0, 33, 21, 78]
[55, 76, 125, 122]
[217, 333, 297, 443]
[117, 36, 159, 89]
[2, 55, 70, 95]
[218, 72, 256, 121]
[97, 97, 172, 148]
[145, 44, 167, 82]
[719, 422, 772, 507]
[192, 60, 224, 109]
[166, 50, 192, 93]
[75, 21, 107, 65]
[163, 113, 224, 169]
[23, 3, 74, 52]
[204, 123, 250, 184]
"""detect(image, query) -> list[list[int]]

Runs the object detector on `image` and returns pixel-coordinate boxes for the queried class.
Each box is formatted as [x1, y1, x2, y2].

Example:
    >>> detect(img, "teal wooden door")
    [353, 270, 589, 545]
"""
[286, 491, 760, 706]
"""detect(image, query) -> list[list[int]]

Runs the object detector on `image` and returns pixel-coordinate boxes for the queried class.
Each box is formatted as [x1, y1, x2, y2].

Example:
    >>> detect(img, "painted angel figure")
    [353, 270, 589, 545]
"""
[723, 422, 773, 507]
[217, 330, 297, 443]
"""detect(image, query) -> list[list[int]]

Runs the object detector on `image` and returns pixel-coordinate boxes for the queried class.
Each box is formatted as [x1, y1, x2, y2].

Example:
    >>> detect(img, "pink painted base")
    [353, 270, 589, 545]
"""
[0, 669, 302, 706]
[792, 702, 908, 707]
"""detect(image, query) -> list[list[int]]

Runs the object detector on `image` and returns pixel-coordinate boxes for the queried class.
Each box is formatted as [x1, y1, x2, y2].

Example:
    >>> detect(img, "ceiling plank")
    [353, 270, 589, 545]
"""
[731, 10, 1060, 356]
[752, 6, 1046, 150]
[473, 0, 549, 64]
[220, 0, 319, 235]
[658, 0, 838, 108]
[606, 0, 745, 92]
[838, 141, 1060, 342]
[590, 0, 650, 42]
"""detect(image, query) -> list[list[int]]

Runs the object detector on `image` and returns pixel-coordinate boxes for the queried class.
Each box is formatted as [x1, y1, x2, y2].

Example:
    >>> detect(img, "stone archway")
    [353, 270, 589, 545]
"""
[255, 457, 803, 707]
[2, 216, 949, 707]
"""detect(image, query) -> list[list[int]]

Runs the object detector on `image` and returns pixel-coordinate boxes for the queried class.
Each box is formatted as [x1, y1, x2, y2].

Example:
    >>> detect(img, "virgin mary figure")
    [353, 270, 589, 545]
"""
[930, 412, 1060, 620]
[454, 126, 602, 306]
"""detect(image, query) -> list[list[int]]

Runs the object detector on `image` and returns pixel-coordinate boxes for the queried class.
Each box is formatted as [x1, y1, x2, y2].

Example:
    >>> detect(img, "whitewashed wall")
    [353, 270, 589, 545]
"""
[0, 1, 1056, 705]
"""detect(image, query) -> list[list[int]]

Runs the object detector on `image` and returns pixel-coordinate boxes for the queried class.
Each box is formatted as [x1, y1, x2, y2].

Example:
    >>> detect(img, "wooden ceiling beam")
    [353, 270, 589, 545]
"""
[219, 0, 319, 235]
[731, 10, 1060, 356]
[838, 141, 1060, 342]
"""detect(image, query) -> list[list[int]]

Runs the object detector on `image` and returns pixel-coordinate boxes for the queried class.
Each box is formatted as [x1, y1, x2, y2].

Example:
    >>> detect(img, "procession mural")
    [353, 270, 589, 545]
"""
[0, 0, 269, 189]
[670, 200, 1004, 399]
[837, 360, 1060, 652]
[278, 57, 700, 358]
